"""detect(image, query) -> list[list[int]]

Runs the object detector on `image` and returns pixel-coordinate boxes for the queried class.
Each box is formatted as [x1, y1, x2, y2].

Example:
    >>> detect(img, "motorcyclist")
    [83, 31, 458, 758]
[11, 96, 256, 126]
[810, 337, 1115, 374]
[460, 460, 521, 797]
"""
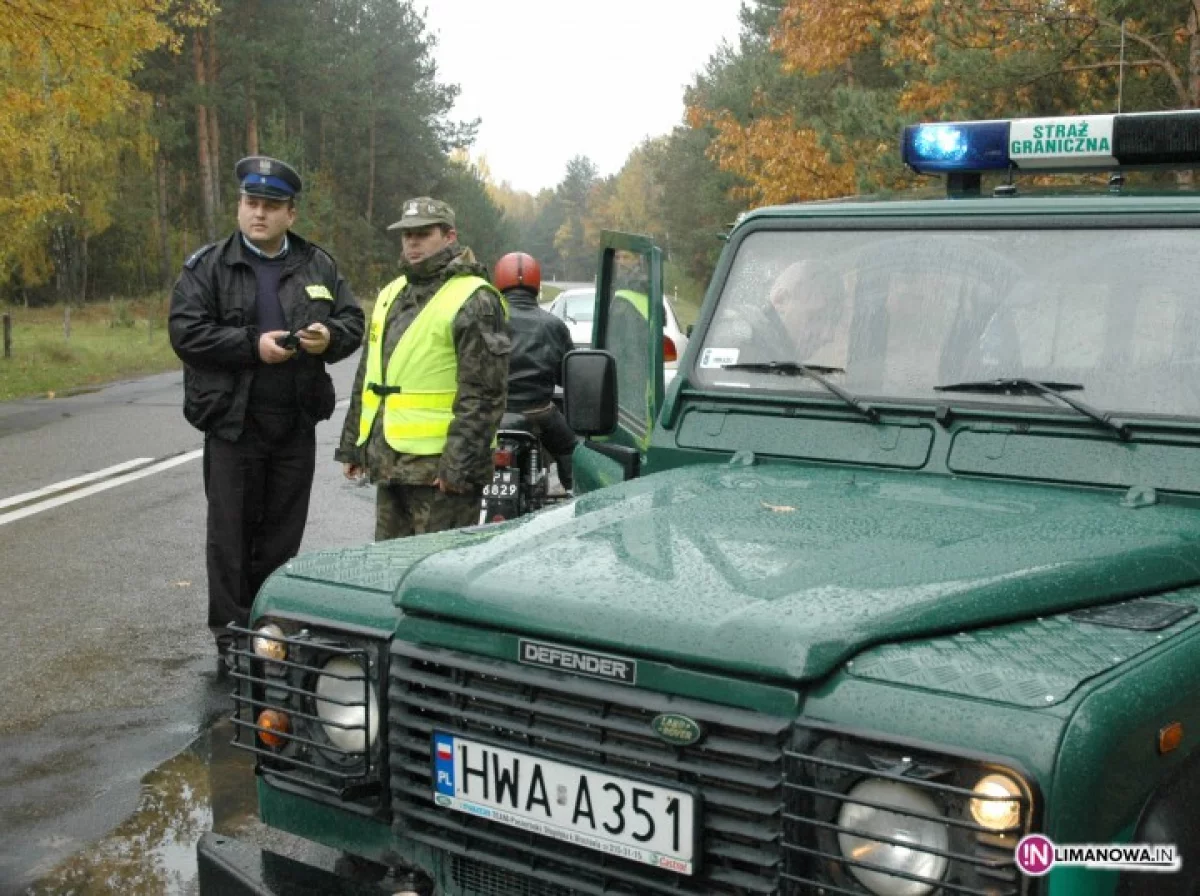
[493, 251, 577, 491]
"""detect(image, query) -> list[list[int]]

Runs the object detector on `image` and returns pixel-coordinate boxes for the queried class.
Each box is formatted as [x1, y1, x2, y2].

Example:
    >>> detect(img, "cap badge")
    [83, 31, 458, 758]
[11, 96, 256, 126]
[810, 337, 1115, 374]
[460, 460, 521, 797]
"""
[257, 159, 271, 174]
[405, 201, 419, 216]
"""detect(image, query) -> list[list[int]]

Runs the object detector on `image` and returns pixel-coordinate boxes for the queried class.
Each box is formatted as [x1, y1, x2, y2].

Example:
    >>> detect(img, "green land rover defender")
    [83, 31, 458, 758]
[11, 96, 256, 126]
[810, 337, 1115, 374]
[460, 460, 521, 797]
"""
[200, 110, 1200, 896]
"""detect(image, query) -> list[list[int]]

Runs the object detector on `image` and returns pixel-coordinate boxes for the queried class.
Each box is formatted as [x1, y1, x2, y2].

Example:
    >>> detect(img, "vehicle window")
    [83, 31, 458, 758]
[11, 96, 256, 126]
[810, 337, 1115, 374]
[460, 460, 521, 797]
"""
[564, 293, 595, 321]
[696, 228, 1200, 417]
[600, 250, 654, 436]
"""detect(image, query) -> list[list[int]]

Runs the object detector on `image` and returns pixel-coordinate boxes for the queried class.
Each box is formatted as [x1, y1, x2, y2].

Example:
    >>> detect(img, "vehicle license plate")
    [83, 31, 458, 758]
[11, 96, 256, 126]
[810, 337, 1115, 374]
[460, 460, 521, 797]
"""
[483, 467, 517, 498]
[431, 732, 698, 875]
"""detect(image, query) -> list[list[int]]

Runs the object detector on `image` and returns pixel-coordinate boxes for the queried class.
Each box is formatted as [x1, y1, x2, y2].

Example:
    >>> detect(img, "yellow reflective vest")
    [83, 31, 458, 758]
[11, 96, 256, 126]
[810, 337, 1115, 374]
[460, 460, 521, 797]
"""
[615, 288, 648, 319]
[356, 274, 503, 456]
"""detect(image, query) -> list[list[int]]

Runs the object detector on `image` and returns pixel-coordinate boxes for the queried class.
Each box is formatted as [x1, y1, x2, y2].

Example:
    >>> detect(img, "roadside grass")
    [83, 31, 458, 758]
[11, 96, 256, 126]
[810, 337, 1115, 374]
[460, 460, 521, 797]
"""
[0, 287, 705, 403]
[0, 298, 180, 401]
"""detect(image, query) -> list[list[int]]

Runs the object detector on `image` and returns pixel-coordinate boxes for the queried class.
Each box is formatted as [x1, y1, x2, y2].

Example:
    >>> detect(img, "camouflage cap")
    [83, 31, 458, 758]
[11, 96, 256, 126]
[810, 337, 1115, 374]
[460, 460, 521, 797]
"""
[386, 196, 456, 231]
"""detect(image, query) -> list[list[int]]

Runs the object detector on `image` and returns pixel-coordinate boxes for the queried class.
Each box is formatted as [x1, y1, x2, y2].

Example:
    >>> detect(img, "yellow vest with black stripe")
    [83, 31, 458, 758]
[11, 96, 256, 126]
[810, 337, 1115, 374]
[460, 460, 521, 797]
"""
[356, 274, 503, 455]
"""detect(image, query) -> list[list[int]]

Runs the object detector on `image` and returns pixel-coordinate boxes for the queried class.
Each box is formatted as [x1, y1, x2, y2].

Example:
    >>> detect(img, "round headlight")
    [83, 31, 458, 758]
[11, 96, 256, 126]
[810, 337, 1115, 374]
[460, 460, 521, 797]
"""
[837, 778, 949, 896]
[969, 773, 1022, 831]
[252, 623, 287, 662]
[315, 656, 379, 753]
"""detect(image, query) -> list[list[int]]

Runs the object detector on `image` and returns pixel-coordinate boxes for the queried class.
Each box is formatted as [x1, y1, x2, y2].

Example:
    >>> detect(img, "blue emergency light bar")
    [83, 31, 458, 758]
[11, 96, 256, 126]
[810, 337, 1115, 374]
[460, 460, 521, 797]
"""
[903, 109, 1200, 175]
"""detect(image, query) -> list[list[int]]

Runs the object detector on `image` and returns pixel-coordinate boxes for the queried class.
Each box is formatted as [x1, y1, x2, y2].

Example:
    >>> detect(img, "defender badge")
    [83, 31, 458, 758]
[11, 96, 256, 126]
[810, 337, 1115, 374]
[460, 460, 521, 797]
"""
[518, 639, 636, 685]
[651, 713, 704, 746]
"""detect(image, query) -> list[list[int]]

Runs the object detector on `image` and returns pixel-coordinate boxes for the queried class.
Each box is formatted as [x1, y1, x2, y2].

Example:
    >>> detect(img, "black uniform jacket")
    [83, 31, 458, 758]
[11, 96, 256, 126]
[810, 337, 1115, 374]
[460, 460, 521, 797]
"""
[505, 287, 575, 411]
[169, 231, 364, 440]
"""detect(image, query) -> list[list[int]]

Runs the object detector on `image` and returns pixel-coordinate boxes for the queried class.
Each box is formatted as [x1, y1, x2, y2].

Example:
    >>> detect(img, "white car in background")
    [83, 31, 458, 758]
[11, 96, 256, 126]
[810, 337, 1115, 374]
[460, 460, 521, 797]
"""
[546, 287, 689, 382]
[545, 288, 596, 349]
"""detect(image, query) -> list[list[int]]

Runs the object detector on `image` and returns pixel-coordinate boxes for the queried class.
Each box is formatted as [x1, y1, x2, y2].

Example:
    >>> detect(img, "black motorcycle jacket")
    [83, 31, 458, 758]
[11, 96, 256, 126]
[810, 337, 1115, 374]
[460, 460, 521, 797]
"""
[504, 287, 575, 412]
[169, 231, 364, 441]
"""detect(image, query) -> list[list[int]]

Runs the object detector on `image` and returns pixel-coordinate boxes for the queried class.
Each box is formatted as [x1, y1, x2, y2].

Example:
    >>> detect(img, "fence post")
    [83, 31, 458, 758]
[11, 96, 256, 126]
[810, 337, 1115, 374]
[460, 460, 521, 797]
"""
[2, 313, 10, 359]
[64, 305, 71, 341]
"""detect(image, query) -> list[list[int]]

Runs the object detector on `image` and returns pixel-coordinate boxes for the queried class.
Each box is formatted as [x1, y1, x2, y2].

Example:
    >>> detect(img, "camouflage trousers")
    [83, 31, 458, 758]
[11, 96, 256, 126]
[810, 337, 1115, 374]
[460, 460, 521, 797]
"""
[374, 483, 482, 541]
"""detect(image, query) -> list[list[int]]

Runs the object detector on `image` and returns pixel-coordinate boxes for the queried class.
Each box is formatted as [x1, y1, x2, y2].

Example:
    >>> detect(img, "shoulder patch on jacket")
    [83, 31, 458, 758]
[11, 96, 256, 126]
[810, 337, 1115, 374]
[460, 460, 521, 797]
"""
[305, 284, 334, 301]
[184, 243, 217, 270]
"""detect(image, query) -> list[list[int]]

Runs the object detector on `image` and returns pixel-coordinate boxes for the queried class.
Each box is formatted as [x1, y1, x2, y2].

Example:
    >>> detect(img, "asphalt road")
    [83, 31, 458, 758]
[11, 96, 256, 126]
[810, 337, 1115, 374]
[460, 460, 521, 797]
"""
[0, 356, 375, 894]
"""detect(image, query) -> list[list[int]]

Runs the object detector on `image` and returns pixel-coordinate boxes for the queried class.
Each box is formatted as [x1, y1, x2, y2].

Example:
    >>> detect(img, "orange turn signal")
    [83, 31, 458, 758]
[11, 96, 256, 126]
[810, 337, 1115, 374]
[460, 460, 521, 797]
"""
[1158, 721, 1183, 754]
[257, 710, 291, 748]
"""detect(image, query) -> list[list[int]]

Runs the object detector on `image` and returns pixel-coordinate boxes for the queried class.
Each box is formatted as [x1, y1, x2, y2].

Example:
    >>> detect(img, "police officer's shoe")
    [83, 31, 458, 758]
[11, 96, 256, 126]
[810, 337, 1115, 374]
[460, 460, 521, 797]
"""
[215, 636, 236, 678]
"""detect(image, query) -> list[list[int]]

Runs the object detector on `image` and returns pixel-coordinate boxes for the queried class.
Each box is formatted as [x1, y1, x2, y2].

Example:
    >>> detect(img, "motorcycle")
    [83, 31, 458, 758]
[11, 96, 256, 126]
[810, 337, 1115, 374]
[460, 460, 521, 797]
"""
[478, 412, 551, 524]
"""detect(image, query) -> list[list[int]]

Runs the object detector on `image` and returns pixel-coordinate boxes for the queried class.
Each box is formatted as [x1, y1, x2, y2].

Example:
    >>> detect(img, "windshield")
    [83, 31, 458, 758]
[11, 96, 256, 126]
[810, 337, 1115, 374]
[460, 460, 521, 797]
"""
[562, 292, 595, 321]
[695, 227, 1200, 418]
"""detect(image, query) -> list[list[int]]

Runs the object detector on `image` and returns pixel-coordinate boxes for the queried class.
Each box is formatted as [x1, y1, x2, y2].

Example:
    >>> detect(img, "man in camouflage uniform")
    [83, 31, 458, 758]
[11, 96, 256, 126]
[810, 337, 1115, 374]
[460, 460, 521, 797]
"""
[336, 197, 510, 539]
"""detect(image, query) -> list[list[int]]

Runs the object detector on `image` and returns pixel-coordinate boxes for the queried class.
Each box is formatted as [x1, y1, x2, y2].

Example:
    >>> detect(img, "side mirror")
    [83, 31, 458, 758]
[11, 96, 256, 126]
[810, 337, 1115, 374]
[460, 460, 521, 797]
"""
[564, 349, 618, 436]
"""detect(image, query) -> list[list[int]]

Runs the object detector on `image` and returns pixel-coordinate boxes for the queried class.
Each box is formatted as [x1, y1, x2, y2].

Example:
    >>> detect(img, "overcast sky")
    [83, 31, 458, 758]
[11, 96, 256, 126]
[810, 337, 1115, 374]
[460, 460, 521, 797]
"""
[420, 0, 745, 195]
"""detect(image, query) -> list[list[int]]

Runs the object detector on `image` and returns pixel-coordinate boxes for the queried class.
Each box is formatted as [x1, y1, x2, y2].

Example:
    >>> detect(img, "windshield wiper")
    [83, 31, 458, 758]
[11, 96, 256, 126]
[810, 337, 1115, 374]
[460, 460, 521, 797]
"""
[722, 361, 879, 422]
[934, 377, 1130, 440]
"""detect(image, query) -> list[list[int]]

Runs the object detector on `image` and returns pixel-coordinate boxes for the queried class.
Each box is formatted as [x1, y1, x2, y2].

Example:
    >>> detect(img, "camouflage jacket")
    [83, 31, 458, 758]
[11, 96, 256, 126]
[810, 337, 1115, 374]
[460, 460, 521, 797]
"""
[336, 244, 510, 488]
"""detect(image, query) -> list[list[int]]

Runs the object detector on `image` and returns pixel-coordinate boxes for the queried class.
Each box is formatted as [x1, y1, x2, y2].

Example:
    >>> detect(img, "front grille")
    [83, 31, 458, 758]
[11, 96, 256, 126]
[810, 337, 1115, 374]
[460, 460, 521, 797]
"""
[389, 642, 790, 895]
[229, 623, 388, 814]
[783, 725, 1035, 895]
[451, 856, 572, 896]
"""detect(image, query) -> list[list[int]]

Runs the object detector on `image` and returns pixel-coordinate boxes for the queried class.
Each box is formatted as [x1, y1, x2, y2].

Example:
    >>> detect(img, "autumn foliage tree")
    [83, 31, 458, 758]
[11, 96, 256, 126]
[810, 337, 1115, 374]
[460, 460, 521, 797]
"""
[0, 0, 211, 297]
[690, 0, 1200, 205]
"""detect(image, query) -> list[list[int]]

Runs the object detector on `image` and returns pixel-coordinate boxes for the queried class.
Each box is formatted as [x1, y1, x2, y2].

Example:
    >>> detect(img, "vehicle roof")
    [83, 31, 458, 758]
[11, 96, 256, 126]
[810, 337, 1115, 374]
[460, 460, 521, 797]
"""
[737, 192, 1200, 228]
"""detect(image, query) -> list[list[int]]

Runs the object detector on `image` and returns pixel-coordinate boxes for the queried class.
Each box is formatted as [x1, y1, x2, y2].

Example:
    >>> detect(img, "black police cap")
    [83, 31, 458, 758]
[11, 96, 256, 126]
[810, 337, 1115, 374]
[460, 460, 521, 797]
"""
[235, 156, 302, 200]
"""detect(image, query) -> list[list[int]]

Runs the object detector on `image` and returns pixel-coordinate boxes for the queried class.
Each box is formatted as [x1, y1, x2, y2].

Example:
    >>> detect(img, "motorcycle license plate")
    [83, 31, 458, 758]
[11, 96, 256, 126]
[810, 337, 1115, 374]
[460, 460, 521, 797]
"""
[484, 468, 518, 499]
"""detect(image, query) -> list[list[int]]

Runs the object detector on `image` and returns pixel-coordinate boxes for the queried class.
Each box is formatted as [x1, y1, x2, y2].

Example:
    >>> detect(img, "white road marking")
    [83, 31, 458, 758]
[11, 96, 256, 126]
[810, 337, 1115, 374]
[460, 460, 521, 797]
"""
[0, 392, 351, 526]
[0, 450, 202, 527]
[0, 458, 154, 510]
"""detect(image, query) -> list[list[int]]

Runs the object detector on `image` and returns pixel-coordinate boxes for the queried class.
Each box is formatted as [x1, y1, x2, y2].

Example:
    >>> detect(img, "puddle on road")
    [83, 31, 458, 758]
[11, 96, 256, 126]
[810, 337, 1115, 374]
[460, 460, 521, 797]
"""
[23, 718, 255, 896]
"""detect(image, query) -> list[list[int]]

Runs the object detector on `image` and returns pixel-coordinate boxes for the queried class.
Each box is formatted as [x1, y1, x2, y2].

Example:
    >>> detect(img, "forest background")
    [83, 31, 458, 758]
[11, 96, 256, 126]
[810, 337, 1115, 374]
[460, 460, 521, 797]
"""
[3, 0, 1200, 398]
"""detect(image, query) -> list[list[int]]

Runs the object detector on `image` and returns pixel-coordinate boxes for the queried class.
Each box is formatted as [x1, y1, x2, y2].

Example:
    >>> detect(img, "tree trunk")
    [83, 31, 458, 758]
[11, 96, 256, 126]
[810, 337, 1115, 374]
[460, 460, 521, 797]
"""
[243, 0, 259, 155]
[246, 95, 259, 155]
[320, 112, 328, 170]
[180, 171, 191, 256]
[193, 30, 217, 242]
[366, 101, 376, 225]
[155, 131, 172, 289]
[1190, 3, 1200, 107]
[207, 22, 222, 216]
[80, 231, 89, 305]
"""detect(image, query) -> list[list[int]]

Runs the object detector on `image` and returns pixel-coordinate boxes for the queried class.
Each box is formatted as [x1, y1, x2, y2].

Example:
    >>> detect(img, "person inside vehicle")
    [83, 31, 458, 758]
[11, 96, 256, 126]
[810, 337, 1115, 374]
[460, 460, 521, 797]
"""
[765, 259, 847, 363]
[493, 251, 578, 491]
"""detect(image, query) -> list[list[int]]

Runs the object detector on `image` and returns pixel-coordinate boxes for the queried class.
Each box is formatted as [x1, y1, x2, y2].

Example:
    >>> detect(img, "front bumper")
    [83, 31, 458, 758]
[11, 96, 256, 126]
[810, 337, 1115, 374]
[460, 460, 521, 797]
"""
[196, 832, 401, 896]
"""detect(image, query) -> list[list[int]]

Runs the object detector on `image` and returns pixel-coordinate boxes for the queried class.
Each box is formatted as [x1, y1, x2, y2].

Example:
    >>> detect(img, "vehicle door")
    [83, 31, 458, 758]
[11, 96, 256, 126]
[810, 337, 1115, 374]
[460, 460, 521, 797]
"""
[571, 231, 666, 491]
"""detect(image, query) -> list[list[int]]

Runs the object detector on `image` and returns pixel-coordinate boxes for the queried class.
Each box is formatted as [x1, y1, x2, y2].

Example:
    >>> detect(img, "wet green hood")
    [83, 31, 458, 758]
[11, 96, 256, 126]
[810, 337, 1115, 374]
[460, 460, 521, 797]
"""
[397, 464, 1200, 680]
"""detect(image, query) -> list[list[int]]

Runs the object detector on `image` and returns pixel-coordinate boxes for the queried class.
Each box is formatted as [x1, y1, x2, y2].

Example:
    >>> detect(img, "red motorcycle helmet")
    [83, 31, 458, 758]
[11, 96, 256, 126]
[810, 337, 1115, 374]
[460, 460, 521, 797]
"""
[493, 252, 542, 293]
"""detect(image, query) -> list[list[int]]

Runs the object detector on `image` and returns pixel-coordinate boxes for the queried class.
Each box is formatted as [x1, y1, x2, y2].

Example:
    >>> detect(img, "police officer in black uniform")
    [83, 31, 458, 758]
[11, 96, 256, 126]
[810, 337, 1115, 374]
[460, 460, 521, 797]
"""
[169, 156, 364, 658]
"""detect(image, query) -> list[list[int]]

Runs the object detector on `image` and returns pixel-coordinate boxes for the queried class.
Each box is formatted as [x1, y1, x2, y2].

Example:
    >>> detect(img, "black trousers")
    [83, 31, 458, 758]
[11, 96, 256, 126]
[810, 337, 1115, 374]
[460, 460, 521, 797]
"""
[203, 420, 315, 639]
[520, 403, 578, 488]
